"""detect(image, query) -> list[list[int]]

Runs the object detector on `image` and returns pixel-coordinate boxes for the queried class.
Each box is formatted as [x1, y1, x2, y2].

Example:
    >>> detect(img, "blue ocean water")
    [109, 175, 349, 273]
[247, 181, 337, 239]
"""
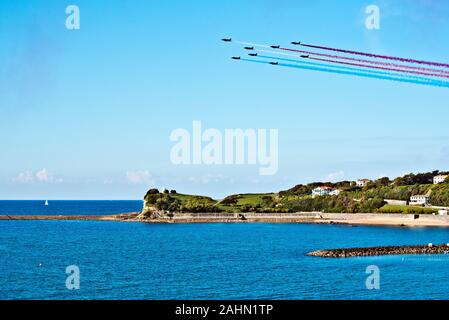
[2, 201, 449, 300]
[0, 200, 143, 215]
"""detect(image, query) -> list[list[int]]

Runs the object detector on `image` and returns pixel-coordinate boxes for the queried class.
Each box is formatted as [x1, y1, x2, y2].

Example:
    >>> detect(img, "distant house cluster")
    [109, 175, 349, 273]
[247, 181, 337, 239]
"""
[310, 174, 448, 204]
[311, 178, 373, 197]
[408, 174, 447, 207]
[312, 186, 341, 197]
[434, 175, 448, 184]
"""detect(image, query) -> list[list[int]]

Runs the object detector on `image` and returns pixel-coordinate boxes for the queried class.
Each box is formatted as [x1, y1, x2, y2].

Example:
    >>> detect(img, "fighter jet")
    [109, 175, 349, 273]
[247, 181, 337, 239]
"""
[300, 55, 309, 58]
[231, 56, 241, 60]
[248, 53, 258, 57]
[244, 46, 254, 50]
[270, 45, 281, 49]
[291, 41, 301, 45]
[221, 38, 232, 42]
[269, 62, 279, 65]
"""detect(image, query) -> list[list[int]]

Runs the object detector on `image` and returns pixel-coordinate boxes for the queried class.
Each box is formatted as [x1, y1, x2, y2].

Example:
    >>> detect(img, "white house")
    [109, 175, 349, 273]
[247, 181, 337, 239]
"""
[356, 179, 371, 187]
[312, 186, 338, 197]
[434, 175, 448, 184]
[410, 195, 430, 206]
[438, 209, 448, 216]
[330, 189, 341, 196]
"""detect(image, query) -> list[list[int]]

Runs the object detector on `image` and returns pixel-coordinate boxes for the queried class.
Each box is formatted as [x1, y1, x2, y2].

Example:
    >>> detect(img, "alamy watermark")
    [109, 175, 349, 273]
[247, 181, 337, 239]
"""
[365, 265, 380, 290]
[66, 5, 80, 30]
[170, 121, 279, 175]
[365, 5, 380, 30]
[66, 265, 80, 290]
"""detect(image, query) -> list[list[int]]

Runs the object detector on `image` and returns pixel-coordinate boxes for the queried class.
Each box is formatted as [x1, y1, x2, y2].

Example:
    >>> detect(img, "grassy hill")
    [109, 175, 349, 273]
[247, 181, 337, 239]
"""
[142, 170, 449, 215]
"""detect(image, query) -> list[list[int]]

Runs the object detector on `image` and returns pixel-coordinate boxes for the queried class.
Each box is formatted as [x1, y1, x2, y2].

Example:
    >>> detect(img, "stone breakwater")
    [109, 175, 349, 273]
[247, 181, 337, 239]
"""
[0, 213, 140, 221]
[307, 244, 449, 258]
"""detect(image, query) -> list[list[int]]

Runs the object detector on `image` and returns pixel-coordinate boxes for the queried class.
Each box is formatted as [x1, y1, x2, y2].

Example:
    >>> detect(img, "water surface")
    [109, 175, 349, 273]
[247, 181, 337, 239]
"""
[2, 219, 449, 299]
[0, 200, 142, 216]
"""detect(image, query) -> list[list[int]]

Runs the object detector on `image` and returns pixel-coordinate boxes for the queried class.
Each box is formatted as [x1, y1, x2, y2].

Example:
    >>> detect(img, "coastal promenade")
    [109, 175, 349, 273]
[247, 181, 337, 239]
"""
[2, 212, 449, 227]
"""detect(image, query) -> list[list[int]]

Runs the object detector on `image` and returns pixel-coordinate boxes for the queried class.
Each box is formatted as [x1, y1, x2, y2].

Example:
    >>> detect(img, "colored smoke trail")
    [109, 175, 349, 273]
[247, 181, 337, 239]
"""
[233, 40, 449, 74]
[239, 58, 449, 88]
[256, 55, 440, 83]
[235, 41, 271, 49]
[279, 48, 449, 76]
[300, 43, 449, 69]
[307, 56, 449, 79]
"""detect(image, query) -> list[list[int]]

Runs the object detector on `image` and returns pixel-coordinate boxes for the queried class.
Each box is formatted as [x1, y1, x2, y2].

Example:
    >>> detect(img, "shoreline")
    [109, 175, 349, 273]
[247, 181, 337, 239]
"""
[2, 212, 449, 227]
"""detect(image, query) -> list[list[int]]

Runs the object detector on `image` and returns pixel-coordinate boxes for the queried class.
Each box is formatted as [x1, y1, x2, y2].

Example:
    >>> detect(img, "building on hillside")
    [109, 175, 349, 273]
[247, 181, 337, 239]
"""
[330, 189, 341, 196]
[438, 209, 448, 216]
[356, 179, 372, 187]
[434, 175, 448, 184]
[312, 186, 338, 197]
[409, 195, 430, 206]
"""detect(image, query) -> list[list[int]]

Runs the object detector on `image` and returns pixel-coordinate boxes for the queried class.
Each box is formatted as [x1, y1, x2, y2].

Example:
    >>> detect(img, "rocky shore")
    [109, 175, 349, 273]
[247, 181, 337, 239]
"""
[307, 244, 449, 258]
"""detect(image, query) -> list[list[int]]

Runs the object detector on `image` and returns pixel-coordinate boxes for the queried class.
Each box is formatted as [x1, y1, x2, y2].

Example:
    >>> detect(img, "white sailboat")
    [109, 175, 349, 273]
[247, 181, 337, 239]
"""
[45, 200, 49, 206]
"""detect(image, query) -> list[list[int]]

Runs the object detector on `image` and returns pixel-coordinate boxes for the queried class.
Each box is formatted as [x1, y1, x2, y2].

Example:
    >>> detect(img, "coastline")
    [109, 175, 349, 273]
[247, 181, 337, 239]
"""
[2, 212, 449, 227]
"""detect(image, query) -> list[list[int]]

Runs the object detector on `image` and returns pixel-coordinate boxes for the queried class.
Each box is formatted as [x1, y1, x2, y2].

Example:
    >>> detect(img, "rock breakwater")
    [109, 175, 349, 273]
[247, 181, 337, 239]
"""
[307, 244, 449, 258]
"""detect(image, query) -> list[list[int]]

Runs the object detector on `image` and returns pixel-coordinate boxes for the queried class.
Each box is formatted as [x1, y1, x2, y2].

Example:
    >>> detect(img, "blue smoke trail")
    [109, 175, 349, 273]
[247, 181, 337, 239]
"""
[257, 55, 442, 83]
[241, 58, 449, 88]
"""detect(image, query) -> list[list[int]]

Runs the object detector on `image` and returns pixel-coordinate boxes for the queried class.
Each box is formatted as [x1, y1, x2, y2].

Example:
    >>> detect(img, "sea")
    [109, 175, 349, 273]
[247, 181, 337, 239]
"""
[1, 200, 449, 300]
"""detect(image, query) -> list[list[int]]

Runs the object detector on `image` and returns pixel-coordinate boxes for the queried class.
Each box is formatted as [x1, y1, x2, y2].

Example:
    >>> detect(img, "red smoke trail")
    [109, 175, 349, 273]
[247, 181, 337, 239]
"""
[280, 48, 449, 76]
[299, 43, 449, 69]
[308, 56, 449, 79]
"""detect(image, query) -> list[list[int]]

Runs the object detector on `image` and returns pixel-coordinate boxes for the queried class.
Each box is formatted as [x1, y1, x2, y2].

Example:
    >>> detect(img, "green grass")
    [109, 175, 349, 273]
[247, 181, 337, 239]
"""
[214, 193, 276, 212]
[170, 193, 217, 205]
[234, 193, 274, 206]
[378, 204, 437, 214]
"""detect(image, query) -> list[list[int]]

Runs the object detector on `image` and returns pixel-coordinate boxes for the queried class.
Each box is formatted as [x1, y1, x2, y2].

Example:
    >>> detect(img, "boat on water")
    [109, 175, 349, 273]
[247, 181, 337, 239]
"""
[45, 200, 49, 206]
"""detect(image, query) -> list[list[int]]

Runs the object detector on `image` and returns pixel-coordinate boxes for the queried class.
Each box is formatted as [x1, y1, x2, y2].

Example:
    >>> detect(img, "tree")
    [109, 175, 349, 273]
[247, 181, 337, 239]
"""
[376, 177, 390, 186]
[144, 189, 161, 205]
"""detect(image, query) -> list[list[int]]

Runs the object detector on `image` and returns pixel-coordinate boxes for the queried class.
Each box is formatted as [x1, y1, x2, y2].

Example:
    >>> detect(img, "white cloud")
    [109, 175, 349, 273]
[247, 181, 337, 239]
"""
[13, 171, 34, 183]
[325, 170, 345, 182]
[13, 168, 62, 184]
[126, 170, 154, 185]
[188, 173, 228, 184]
[35, 168, 63, 184]
[36, 168, 49, 182]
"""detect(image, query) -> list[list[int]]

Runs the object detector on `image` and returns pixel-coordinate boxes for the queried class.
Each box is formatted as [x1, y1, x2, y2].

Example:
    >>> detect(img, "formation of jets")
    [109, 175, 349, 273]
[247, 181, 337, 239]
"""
[223, 38, 306, 66]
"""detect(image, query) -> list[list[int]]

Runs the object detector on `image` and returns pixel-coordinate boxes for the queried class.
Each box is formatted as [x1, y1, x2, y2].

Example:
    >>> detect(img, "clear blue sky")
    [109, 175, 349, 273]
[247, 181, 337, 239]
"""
[1, 0, 449, 199]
